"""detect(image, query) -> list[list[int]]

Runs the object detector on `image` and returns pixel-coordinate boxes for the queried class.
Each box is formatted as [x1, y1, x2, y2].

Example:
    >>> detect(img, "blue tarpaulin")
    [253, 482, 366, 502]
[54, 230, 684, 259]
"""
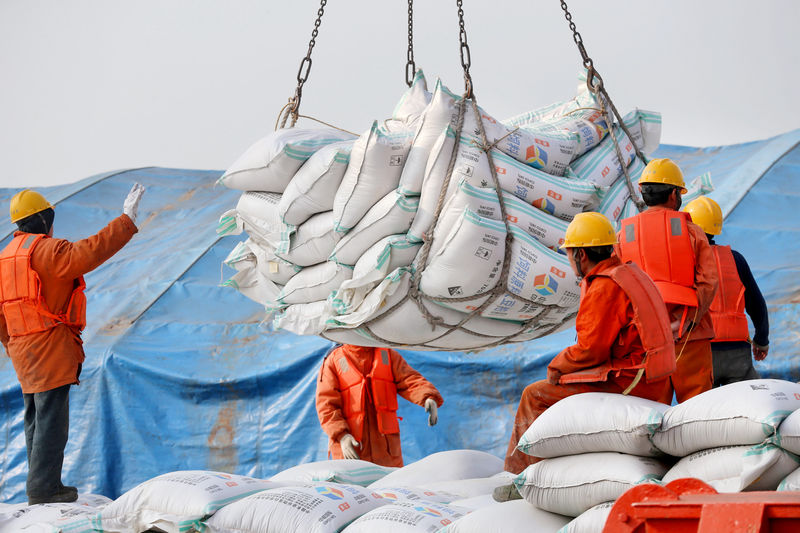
[0, 130, 798, 503]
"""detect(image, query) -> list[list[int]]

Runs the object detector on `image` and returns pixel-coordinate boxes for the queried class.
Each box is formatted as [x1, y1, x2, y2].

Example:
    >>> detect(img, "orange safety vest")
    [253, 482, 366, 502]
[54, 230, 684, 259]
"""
[560, 261, 676, 385]
[0, 233, 87, 337]
[618, 209, 698, 308]
[709, 245, 749, 343]
[332, 346, 400, 442]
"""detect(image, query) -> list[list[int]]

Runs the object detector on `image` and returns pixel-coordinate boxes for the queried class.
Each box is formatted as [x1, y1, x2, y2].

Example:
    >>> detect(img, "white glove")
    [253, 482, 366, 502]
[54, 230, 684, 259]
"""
[123, 183, 146, 225]
[425, 398, 438, 427]
[339, 433, 360, 459]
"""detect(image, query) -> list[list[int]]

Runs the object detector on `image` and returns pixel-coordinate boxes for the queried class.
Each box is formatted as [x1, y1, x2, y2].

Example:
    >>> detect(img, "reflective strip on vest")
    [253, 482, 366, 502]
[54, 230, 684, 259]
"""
[618, 210, 698, 308]
[710, 245, 749, 343]
[560, 262, 676, 385]
[333, 347, 400, 442]
[0, 234, 87, 337]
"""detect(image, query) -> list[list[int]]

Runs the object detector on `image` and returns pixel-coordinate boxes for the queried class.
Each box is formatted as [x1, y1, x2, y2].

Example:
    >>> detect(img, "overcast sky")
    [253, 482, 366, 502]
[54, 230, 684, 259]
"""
[0, 0, 797, 188]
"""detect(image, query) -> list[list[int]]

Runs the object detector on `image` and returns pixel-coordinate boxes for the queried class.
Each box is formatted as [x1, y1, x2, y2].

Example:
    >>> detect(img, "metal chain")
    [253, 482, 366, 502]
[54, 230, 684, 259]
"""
[406, 0, 416, 86]
[280, 0, 327, 129]
[558, 0, 647, 210]
[456, 0, 473, 99]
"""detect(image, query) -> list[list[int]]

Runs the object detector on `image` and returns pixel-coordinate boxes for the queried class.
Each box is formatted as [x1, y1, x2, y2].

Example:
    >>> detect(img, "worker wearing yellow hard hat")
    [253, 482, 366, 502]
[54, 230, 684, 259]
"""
[616, 158, 719, 404]
[500, 211, 674, 482]
[0, 184, 145, 504]
[683, 196, 769, 387]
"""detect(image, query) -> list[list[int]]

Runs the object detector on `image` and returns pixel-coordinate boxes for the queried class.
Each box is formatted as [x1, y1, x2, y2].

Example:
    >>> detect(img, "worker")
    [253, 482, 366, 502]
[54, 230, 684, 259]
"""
[0, 184, 145, 505]
[683, 196, 769, 386]
[316, 343, 443, 468]
[501, 212, 675, 478]
[616, 159, 718, 402]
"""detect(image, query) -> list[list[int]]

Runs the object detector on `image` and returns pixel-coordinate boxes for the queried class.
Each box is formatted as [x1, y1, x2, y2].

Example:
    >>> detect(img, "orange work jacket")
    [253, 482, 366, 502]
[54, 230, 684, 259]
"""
[0, 234, 86, 336]
[617, 209, 697, 308]
[709, 245, 749, 343]
[332, 346, 400, 442]
[560, 260, 675, 385]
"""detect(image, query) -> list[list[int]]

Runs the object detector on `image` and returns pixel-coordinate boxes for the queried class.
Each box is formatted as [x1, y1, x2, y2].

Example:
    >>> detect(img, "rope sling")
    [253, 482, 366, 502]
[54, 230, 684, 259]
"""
[274, 0, 646, 350]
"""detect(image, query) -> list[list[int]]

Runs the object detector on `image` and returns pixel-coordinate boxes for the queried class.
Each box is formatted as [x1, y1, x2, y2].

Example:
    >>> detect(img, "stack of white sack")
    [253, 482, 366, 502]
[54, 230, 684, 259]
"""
[654, 379, 800, 493]
[216, 70, 672, 350]
[0, 494, 111, 533]
[513, 393, 671, 528]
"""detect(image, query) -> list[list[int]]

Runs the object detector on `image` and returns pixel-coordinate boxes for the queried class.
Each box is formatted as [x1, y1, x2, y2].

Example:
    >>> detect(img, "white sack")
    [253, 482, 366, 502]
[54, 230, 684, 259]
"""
[526, 108, 609, 157]
[420, 208, 580, 319]
[329, 235, 421, 314]
[447, 494, 498, 510]
[276, 211, 338, 267]
[423, 472, 517, 500]
[342, 499, 469, 533]
[331, 190, 419, 266]
[217, 191, 285, 249]
[271, 300, 331, 335]
[204, 482, 386, 533]
[99, 471, 278, 533]
[435, 178, 569, 252]
[596, 157, 645, 224]
[221, 261, 282, 306]
[518, 393, 669, 458]
[279, 262, 352, 305]
[566, 110, 661, 188]
[0, 494, 111, 533]
[444, 499, 570, 533]
[503, 71, 599, 127]
[270, 459, 396, 487]
[652, 379, 800, 457]
[662, 444, 800, 492]
[778, 408, 800, 455]
[558, 501, 614, 533]
[219, 128, 355, 192]
[392, 69, 432, 122]
[224, 239, 301, 286]
[777, 465, 800, 491]
[370, 450, 504, 489]
[333, 121, 413, 234]
[515, 453, 667, 517]
[372, 486, 461, 505]
[410, 127, 600, 240]
[278, 140, 353, 226]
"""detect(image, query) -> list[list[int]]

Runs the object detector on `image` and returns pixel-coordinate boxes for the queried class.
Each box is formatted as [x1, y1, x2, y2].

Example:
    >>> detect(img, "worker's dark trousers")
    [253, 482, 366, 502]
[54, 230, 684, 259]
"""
[712, 343, 760, 387]
[23, 384, 70, 499]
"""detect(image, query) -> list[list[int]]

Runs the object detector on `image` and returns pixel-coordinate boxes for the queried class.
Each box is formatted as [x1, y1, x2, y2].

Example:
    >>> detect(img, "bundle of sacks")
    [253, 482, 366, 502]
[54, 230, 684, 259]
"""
[5, 450, 571, 533]
[216, 70, 711, 350]
[507, 379, 800, 533]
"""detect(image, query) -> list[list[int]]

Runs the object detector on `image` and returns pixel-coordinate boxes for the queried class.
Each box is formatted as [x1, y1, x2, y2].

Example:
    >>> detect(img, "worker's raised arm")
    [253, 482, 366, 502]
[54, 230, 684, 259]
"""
[390, 349, 443, 408]
[315, 357, 351, 443]
[38, 215, 137, 281]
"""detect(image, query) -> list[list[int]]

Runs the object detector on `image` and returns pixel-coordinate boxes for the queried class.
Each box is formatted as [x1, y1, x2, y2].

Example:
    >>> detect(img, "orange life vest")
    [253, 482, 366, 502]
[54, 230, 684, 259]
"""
[617, 209, 698, 308]
[709, 245, 749, 343]
[332, 346, 399, 442]
[0, 233, 87, 337]
[560, 261, 676, 385]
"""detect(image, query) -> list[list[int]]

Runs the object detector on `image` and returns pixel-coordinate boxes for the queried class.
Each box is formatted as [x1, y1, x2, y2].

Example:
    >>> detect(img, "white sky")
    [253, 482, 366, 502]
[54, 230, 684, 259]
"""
[0, 0, 798, 188]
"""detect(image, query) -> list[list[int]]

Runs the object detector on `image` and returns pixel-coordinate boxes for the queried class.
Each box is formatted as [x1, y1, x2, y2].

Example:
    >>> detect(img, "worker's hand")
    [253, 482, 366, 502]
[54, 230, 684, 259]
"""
[123, 183, 146, 225]
[425, 398, 438, 427]
[753, 343, 769, 361]
[339, 433, 360, 460]
[546, 368, 562, 386]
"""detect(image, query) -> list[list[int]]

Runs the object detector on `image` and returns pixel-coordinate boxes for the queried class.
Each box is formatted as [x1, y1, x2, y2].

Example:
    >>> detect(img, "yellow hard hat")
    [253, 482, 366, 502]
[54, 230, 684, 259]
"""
[683, 195, 722, 235]
[639, 158, 687, 194]
[560, 212, 618, 249]
[9, 189, 53, 223]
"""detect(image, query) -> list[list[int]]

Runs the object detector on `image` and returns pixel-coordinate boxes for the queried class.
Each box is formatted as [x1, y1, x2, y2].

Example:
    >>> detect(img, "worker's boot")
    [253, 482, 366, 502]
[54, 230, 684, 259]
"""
[492, 483, 522, 502]
[28, 484, 78, 505]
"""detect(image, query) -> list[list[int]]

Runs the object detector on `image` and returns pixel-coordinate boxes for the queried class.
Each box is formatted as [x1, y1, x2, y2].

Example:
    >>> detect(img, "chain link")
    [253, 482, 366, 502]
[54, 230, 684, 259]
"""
[406, 0, 416, 86]
[456, 0, 473, 99]
[281, 0, 327, 128]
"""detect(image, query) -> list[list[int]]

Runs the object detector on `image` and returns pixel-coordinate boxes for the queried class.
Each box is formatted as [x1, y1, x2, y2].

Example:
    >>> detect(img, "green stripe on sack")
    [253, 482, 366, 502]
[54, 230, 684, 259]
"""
[202, 488, 273, 514]
[222, 279, 240, 290]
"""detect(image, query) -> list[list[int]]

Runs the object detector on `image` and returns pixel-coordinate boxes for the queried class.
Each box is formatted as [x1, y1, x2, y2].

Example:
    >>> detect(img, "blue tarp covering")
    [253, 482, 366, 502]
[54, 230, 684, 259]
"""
[1, 130, 798, 503]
